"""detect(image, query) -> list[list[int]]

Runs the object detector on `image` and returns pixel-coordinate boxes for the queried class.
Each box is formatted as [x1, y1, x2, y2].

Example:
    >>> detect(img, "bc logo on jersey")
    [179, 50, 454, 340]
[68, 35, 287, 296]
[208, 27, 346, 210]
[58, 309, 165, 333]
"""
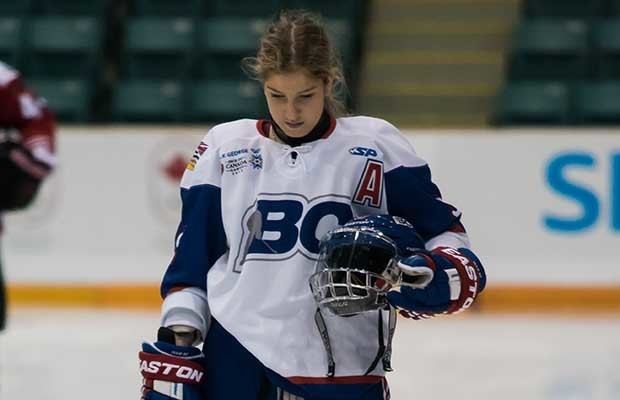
[233, 194, 353, 272]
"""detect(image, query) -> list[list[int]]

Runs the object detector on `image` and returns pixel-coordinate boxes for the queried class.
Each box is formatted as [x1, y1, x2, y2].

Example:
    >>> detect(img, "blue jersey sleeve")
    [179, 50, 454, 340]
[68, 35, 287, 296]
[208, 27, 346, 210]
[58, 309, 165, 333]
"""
[384, 164, 462, 241]
[373, 120, 464, 241]
[160, 184, 228, 296]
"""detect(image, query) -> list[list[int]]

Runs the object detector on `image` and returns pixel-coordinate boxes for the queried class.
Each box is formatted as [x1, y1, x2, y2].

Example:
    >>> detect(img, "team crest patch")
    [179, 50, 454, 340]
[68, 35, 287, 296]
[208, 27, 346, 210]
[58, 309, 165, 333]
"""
[249, 148, 263, 170]
[186, 141, 208, 171]
[221, 147, 263, 175]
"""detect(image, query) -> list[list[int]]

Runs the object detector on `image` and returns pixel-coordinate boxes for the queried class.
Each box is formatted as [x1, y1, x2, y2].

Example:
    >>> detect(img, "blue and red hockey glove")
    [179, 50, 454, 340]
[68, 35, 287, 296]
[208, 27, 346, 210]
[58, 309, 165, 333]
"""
[139, 327, 206, 400]
[387, 247, 487, 319]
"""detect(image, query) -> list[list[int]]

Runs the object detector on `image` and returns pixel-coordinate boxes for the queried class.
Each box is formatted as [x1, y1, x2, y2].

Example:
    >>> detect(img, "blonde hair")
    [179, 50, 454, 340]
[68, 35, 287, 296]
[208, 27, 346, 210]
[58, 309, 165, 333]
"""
[243, 9, 348, 117]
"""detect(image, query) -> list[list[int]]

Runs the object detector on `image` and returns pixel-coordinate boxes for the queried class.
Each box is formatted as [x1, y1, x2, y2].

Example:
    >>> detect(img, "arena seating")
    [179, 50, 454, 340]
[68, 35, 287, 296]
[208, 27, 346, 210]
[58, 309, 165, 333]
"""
[496, 81, 569, 125]
[113, 79, 184, 121]
[23, 16, 101, 121]
[496, 0, 620, 125]
[0, 17, 22, 68]
[0, 1, 365, 123]
[112, 0, 363, 122]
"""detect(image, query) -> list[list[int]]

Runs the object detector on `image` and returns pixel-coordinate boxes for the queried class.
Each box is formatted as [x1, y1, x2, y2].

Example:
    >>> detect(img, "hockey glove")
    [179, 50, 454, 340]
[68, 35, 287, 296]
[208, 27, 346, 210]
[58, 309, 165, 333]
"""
[387, 247, 486, 319]
[139, 327, 206, 400]
[0, 140, 51, 210]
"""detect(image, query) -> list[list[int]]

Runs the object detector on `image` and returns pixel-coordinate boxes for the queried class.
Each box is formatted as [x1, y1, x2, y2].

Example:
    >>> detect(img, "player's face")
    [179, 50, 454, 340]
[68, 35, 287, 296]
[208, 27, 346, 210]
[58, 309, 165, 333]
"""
[264, 69, 329, 138]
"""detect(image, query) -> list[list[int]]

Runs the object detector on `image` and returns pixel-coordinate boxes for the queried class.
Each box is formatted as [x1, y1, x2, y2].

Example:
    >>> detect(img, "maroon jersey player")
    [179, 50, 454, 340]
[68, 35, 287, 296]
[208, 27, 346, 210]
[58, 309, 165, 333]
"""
[0, 61, 57, 331]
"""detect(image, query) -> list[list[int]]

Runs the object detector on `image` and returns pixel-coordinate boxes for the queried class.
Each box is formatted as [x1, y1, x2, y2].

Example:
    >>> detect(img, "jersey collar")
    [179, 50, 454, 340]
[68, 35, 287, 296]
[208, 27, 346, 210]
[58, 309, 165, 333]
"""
[256, 111, 336, 145]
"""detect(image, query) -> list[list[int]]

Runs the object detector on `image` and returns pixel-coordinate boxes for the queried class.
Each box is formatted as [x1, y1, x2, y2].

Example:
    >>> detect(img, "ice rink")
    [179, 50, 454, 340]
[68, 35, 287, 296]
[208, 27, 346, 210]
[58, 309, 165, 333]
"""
[1, 309, 619, 400]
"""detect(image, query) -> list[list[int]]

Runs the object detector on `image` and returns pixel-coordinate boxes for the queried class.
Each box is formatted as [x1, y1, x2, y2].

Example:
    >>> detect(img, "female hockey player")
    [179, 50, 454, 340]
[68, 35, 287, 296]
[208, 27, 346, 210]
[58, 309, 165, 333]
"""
[139, 10, 486, 400]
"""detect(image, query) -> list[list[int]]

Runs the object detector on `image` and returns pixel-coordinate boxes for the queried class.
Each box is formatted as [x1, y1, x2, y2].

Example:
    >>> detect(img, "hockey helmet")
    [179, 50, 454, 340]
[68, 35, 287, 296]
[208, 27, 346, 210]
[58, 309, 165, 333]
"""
[309, 214, 425, 316]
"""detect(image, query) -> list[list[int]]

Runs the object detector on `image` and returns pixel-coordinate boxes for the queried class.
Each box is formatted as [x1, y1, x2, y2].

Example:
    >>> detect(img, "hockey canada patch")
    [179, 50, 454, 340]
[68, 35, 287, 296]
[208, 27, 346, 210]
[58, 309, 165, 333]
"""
[186, 141, 208, 171]
[221, 148, 263, 175]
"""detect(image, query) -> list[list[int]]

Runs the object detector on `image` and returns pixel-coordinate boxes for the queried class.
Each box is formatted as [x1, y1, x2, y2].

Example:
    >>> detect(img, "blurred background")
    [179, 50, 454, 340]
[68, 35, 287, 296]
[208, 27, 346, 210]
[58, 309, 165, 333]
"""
[1, 0, 620, 399]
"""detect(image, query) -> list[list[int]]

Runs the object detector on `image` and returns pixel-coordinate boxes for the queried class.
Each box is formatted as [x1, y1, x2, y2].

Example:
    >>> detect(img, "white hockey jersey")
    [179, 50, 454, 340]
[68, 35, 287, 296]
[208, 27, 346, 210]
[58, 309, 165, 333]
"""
[160, 116, 469, 386]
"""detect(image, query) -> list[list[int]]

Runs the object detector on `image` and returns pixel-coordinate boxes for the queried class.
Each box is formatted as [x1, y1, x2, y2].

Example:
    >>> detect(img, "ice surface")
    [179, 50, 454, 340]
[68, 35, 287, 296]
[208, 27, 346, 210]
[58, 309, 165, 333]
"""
[1, 309, 618, 400]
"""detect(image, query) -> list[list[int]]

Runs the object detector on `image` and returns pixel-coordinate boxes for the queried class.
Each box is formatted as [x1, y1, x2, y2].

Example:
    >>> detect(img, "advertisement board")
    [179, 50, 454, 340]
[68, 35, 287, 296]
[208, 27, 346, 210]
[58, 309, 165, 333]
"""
[3, 127, 619, 309]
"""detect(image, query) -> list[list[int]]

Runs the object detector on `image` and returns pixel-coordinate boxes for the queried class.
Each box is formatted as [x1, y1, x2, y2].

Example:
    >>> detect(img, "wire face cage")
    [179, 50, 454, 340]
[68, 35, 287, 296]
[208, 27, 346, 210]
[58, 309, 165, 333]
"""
[309, 227, 401, 316]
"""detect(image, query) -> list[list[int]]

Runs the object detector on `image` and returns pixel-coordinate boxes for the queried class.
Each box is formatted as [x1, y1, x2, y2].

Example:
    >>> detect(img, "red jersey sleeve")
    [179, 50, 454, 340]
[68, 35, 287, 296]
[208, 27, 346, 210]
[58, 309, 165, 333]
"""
[0, 63, 57, 167]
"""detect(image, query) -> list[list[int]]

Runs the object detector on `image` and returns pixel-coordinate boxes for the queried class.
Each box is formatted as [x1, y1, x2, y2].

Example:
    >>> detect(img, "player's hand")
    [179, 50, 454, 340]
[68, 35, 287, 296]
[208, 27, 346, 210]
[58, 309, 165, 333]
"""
[0, 143, 47, 211]
[139, 327, 206, 400]
[395, 251, 436, 289]
[387, 247, 486, 319]
[0, 135, 54, 210]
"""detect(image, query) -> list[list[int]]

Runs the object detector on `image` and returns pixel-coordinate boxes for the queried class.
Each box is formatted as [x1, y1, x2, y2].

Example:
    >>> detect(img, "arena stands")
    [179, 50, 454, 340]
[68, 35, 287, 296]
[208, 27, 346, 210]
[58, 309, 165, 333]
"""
[496, 0, 620, 125]
[0, 0, 366, 123]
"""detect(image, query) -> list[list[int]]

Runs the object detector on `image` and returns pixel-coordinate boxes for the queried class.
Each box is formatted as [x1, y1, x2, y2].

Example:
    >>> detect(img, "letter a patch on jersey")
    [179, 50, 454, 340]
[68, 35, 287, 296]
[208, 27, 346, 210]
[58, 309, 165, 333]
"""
[353, 159, 383, 208]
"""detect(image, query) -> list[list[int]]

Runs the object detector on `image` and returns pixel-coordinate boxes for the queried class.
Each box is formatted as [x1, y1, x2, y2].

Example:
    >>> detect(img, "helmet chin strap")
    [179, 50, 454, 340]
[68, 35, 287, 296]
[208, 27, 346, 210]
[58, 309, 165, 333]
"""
[363, 307, 397, 375]
[313, 306, 397, 377]
[269, 109, 331, 147]
[314, 308, 336, 377]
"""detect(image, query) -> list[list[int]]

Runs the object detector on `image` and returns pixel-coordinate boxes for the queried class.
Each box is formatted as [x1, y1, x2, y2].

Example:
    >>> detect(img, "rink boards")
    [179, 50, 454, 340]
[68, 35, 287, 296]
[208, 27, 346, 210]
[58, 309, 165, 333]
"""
[3, 126, 620, 313]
